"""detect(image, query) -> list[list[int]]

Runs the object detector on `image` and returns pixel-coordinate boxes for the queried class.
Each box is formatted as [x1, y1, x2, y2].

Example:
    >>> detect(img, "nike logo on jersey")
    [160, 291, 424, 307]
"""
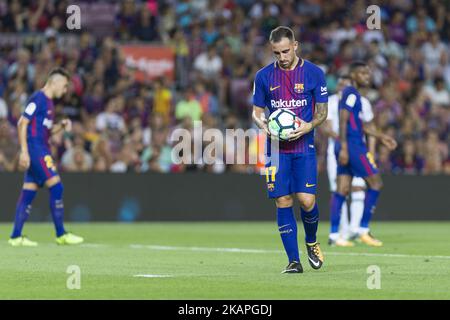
[308, 257, 321, 268]
[270, 85, 280, 91]
[306, 183, 316, 188]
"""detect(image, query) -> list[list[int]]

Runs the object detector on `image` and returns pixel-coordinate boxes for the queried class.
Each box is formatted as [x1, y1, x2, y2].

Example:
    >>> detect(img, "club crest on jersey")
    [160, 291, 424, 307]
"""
[294, 83, 304, 93]
[267, 183, 275, 191]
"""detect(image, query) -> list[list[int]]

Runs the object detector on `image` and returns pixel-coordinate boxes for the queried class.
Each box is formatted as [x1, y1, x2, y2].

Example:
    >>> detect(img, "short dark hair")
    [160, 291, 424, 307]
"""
[338, 74, 351, 81]
[47, 67, 70, 81]
[349, 61, 368, 73]
[434, 76, 444, 86]
[269, 26, 295, 43]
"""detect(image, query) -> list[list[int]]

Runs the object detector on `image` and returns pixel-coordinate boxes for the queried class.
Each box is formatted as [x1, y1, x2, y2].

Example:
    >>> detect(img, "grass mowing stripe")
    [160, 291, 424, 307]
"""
[130, 244, 450, 260]
[133, 274, 174, 278]
[1, 222, 450, 299]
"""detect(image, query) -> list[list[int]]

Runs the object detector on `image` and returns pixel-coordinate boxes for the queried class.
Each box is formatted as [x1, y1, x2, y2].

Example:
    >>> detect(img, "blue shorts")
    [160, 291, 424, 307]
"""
[335, 141, 378, 178]
[24, 148, 59, 187]
[265, 153, 317, 198]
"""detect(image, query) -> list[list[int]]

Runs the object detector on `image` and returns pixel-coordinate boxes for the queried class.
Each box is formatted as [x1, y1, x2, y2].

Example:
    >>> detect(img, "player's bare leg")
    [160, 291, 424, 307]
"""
[9, 183, 39, 247]
[329, 175, 355, 247]
[275, 195, 293, 208]
[296, 193, 323, 269]
[358, 174, 383, 246]
[46, 175, 84, 245]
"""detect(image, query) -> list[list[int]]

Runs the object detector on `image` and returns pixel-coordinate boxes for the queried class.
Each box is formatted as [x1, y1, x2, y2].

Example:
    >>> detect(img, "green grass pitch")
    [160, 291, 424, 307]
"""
[0, 221, 449, 299]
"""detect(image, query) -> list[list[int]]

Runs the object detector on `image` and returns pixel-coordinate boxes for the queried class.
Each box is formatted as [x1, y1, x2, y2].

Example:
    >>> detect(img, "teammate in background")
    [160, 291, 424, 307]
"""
[329, 62, 397, 247]
[324, 75, 376, 246]
[252, 26, 328, 273]
[9, 68, 84, 246]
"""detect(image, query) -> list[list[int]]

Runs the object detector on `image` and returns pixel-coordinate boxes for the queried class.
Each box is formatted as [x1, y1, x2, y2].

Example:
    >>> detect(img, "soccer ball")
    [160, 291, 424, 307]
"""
[268, 109, 301, 141]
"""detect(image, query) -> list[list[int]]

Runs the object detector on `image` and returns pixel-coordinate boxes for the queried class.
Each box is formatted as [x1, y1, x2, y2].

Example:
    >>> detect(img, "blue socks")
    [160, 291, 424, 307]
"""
[360, 189, 380, 229]
[11, 189, 37, 238]
[49, 183, 66, 237]
[330, 192, 346, 234]
[11, 183, 68, 238]
[301, 203, 319, 244]
[277, 207, 299, 263]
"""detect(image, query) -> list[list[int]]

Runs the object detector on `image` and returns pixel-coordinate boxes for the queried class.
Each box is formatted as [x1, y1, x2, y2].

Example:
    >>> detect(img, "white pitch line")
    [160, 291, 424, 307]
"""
[130, 244, 450, 260]
[325, 251, 450, 260]
[133, 274, 173, 278]
[130, 244, 281, 254]
[80, 243, 109, 248]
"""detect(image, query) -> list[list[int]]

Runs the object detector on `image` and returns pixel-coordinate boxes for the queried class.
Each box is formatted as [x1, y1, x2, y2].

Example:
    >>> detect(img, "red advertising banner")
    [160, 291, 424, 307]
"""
[120, 45, 175, 82]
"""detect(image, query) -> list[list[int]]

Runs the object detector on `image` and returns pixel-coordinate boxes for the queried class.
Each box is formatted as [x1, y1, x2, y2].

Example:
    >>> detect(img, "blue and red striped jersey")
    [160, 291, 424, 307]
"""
[253, 58, 328, 154]
[338, 85, 365, 144]
[22, 90, 55, 150]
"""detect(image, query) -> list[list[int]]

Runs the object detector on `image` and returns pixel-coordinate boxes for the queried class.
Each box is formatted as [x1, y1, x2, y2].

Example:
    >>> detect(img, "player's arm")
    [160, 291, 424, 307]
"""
[289, 67, 328, 141]
[364, 120, 377, 155]
[360, 97, 376, 154]
[322, 119, 338, 140]
[252, 71, 269, 135]
[252, 106, 270, 136]
[311, 102, 328, 129]
[368, 134, 376, 156]
[289, 102, 328, 141]
[51, 119, 72, 135]
[363, 121, 397, 150]
[338, 108, 350, 165]
[17, 116, 31, 171]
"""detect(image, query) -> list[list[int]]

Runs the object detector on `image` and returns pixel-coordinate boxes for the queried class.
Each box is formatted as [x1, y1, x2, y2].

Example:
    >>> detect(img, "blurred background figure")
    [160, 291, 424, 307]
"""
[0, 0, 447, 176]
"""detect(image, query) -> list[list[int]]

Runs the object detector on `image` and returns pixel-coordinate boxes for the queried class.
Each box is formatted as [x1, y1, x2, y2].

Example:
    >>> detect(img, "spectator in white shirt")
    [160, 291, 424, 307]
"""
[96, 97, 127, 133]
[194, 44, 223, 80]
[421, 32, 448, 79]
[425, 77, 450, 107]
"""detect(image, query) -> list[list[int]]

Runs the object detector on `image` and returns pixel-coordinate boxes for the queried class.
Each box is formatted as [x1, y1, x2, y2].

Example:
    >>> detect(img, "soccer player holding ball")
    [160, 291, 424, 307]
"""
[329, 62, 397, 247]
[8, 68, 84, 246]
[252, 26, 328, 273]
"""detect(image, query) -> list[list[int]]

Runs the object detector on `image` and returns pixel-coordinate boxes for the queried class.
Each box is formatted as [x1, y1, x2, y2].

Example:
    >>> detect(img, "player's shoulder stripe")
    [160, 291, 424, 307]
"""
[26, 90, 43, 105]
[342, 85, 359, 96]
[302, 59, 323, 72]
[28, 90, 41, 99]
[256, 62, 275, 75]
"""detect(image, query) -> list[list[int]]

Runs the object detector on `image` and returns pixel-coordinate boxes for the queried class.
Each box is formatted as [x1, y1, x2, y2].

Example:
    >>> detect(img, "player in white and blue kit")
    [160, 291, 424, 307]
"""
[324, 75, 376, 246]
[9, 68, 84, 246]
[252, 26, 328, 273]
[329, 62, 397, 247]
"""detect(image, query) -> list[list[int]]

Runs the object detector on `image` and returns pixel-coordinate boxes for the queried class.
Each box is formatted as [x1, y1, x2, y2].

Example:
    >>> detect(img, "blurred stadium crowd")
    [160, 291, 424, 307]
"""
[0, 0, 449, 175]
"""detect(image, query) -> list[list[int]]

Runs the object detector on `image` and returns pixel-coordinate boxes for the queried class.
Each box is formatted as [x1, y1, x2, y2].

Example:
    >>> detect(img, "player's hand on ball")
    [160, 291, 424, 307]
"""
[19, 151, 30, 171]
[338, 148, 349, 165]
[381, 135, 397, 151]
[288, 121, 312, 141]
[61, 119, 72, 132]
